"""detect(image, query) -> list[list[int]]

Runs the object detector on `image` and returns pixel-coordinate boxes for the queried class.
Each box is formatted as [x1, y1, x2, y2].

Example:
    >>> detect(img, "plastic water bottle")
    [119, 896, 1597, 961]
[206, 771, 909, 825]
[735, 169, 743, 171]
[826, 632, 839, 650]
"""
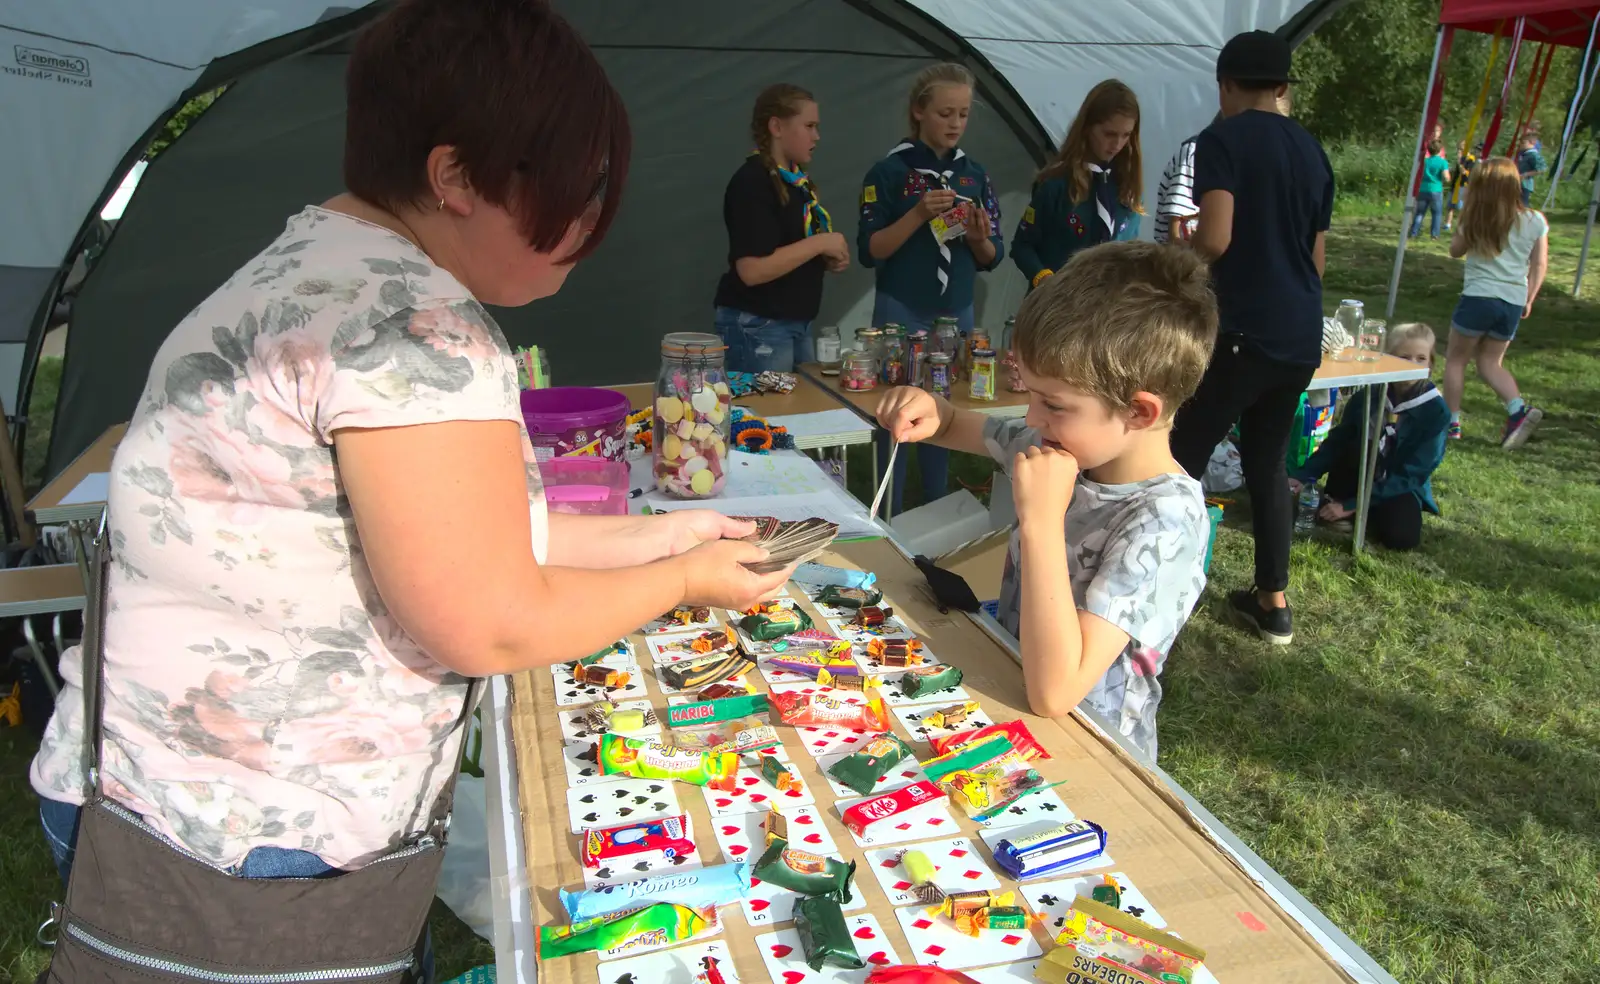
[1294, 483, 1319, 534]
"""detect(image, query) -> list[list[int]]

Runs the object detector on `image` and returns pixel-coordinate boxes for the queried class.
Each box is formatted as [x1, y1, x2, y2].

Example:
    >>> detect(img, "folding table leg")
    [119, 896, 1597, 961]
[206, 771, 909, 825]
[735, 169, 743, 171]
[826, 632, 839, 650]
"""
[1352, 385, 1385, 553]
[22, 617, 60, 699]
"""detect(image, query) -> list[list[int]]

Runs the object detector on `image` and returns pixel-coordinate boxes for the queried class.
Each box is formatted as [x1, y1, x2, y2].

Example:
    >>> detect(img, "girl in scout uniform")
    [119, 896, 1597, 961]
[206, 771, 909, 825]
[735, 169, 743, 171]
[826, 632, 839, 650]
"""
[1013, 80, 1143, 291]
[857, 62, 1005, 512]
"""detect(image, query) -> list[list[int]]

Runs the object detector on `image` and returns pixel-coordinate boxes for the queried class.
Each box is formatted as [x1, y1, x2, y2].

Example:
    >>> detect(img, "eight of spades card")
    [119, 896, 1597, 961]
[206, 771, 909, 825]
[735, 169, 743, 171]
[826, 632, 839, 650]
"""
[861, 836, 1002, 906]
[1019, 871, 1166, 931]
[565, 778, 682, 834]
[755, 913, 900, 982]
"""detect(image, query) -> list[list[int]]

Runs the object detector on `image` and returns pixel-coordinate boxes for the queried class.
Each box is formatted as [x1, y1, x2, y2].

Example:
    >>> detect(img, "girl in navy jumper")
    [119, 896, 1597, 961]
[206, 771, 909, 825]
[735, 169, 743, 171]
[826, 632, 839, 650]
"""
[1014, 80, 1143, 291]
[1292, 323, 1449, 551]
[857, 62, 1005, 512]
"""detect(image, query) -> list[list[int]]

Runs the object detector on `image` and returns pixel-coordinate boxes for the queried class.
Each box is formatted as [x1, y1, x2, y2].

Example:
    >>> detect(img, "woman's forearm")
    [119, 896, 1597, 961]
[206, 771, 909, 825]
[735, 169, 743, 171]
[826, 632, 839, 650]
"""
[869, 210, 927, 260]
[547, 513, 668, 568]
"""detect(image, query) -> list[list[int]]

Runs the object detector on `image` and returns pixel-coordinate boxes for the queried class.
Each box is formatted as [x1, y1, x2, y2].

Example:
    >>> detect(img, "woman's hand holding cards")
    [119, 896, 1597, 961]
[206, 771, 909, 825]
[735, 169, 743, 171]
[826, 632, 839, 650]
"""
[675, 538, 794, 611]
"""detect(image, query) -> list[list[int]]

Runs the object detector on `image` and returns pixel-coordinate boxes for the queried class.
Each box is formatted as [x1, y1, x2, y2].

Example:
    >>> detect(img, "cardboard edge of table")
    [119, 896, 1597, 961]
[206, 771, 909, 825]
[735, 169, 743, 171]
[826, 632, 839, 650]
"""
[25, 423, 127, 526]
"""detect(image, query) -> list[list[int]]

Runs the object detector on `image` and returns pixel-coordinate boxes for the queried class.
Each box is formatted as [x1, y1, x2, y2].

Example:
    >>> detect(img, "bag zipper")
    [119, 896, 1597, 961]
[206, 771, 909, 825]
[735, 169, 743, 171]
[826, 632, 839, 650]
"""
[65, 922, 413, 983]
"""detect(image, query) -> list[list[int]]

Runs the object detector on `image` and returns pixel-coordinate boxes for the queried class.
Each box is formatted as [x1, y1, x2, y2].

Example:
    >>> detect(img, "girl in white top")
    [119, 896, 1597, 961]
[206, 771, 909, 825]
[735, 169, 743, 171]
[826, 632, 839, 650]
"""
[1444, 156, 1548, 449]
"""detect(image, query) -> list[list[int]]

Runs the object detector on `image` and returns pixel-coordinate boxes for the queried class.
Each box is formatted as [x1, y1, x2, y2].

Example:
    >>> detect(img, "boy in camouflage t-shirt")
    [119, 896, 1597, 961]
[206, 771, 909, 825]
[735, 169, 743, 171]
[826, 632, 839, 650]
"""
[875, 241, 1217, 760]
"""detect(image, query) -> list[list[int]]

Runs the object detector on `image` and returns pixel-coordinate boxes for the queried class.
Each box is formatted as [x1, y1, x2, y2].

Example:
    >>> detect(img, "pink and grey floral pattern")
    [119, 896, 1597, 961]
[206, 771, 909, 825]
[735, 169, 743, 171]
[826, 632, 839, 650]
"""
[31, 207, 548, 868]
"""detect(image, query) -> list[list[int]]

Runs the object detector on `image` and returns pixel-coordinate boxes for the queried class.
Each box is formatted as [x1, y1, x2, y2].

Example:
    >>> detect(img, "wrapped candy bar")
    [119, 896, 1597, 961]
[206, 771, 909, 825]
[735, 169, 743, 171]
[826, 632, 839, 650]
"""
[1039, 898, 1206, 984]
[865, 638, 924, 667]
[928, 719, 1051, 761]
[696, 683, 745, 701]
[769, 628, 852, 658]
[826, 733, 914, 796]
[582, 816, 695, 868]
[763, 806, 788, 845]
[922, 701, 979, 730]
[817, 584, 883, 610]
[841, 780, 945, 837]
[793, 895, 865, 971]
[925, 889, 1014, 920]
[991, 820, 1107, 880]
[537, 902, 710, 959]
[574, 665, 632, 688]
[953, 906, 1034, 937]
[761, 754, 802, 792]
[768, 652, 860, 679]
[921, 733, 1013, 783]
[662, 652, 755, 692]
[899, 664, 963, 699]
[559, 862, 753, 922]
[815, 666, 871, 691]
[577, 641, 629, 666]
[752, 838, 856, 903]
[897, 849, 944, 904]
[661, 605, 714, 627]
[740, 606, 813, 641]
[1091, 874, 1123, 908]
[597, 734, 738, 790]
[853, 606, 894, 628]
[770, 690, 891, 732]
[580, 703, 658, 735]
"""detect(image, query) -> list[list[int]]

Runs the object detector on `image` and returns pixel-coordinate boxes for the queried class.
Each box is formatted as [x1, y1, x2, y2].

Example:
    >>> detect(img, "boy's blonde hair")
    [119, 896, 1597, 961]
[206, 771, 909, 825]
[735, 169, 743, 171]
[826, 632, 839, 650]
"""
[1014, 241, 1218, 421]
[1387, 321, 1437, 364]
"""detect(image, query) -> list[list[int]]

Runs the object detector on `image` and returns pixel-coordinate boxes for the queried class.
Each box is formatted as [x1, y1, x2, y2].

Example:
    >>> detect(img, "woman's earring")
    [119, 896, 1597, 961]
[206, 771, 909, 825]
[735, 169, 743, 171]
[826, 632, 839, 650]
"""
[437, 198, 446, 212]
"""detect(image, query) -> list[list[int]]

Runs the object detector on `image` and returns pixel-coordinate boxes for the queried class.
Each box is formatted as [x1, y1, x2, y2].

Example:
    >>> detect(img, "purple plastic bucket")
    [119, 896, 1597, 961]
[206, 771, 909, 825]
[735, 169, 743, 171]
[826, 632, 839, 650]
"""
[520, 387, 631, 463]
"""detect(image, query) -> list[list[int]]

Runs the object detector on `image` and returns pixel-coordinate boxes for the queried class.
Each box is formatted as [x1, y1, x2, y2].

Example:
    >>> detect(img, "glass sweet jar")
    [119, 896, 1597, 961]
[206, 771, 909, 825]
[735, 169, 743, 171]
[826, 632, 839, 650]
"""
[653, 332, 731, 499]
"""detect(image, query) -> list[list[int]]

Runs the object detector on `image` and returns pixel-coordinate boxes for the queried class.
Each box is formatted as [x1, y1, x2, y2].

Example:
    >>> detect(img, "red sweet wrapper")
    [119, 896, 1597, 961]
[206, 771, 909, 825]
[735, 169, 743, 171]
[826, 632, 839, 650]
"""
[580, 814, 695, 868]
[929, 719, 1051, 762]
[867, 967, 984, 984]
[841, 779, 945, 836]
[769, 690, 890, 731]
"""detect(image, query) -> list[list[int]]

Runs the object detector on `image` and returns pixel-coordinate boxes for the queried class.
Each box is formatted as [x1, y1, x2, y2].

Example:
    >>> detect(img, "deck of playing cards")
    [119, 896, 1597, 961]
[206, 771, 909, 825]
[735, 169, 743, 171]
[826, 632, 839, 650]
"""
[734, 516, 839, 574]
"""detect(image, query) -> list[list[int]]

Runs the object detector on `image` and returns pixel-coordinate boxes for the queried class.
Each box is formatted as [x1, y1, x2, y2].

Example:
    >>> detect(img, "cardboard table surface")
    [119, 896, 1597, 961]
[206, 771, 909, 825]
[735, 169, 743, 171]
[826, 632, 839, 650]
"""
[510, 539, 1354, 984]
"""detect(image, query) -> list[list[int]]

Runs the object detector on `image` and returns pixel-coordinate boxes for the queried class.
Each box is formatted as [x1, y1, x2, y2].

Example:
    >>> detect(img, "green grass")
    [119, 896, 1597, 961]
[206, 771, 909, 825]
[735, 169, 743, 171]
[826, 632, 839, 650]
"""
[6, 206, 1600, 982]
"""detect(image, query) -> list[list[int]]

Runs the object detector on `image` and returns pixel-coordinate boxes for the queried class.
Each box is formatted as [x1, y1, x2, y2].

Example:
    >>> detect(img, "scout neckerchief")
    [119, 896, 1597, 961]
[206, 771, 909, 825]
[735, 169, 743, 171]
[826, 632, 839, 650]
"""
[890, 139, 967, 296]
[775, 162, 833, 236]
[1085, 161, 1117, 243]
[1377, 382, 1443, 474]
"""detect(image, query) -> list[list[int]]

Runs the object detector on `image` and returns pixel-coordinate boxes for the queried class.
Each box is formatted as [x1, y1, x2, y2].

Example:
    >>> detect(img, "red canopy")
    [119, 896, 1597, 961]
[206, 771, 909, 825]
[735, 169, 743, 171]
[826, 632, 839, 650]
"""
[1440, 0, 1600, 45]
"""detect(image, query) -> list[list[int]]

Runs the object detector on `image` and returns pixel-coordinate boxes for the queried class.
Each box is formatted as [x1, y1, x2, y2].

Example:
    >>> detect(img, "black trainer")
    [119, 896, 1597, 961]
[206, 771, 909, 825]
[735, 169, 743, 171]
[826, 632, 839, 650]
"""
[1229, 589, 1293, 645]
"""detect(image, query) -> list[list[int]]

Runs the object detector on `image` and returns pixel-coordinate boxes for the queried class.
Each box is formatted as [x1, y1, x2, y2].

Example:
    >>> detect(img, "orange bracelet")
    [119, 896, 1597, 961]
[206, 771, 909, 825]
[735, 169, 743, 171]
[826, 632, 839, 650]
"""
[1031, 269, 1054, 289]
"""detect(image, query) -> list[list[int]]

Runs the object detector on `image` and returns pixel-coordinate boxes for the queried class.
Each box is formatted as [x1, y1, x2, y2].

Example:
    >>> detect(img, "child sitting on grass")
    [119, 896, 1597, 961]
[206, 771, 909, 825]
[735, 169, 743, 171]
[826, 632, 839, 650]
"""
[1291, 323, 1448, 552]
[875, 241, 1217, 760]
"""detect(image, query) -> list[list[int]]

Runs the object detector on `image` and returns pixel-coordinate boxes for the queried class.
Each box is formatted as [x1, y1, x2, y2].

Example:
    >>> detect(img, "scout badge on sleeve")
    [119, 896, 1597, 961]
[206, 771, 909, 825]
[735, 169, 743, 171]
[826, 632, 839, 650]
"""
[990, 819, 1108, 879]
[825, 733, 914, 796]
[581, 815, 696, 868]
[597, 734, 738, 791]
[752, 838, 856, 903]
[1037, 897, 1206, 984]
[793, 895, 866, 971]
[558, 861, 753, 922]
[535, 902, 710, 959]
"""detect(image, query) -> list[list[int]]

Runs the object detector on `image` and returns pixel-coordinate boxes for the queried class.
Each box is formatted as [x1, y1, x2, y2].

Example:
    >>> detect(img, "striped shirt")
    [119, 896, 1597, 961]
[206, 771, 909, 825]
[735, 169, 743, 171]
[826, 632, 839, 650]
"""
[1154, 136, 1198, 244]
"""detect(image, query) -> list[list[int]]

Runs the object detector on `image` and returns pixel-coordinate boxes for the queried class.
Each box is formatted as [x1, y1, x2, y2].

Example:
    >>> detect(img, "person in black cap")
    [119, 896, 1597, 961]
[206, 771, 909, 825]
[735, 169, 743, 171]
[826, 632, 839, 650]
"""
[1171, 29, 1335, 647]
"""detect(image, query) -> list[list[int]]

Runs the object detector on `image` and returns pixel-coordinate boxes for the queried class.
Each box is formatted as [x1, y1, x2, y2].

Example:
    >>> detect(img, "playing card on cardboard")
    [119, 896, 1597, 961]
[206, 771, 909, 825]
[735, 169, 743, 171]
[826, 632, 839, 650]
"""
[710, 804, 838, 864]
[862, 837, 1001, 906]
[565, 778, 682, 834]
[743, 871, 867, 927]
[702, 750, 814, 817]
[594, 905, 724, 962]
[567, 640, 637, 670]
[834, 796, 960, 848]
[654, 668, 757, 698]
[894, 903, 1043, 969]
[582, 842, 704, 890]
[759, 658, 832, 687]
[881, 673, 972, 707]
[962, 961, 1042, 984]
[1020, 871, 1166, 931]
[816, 750, 928, 797]
[594, 939, 738, 983]
[559, 700, 662, 742]
[972, 788, 1073, 830]
[560, 738, 625, 788]
[645, 606, 722, 636]
[811, 593, 894, 623]
[755, 913, 898, 980]
[891, 702, 994, 744]
[552, 662, 648, 707]
[643, 631, 739, 666]
[792, 724, 878, 758]
[825, 617, 915, 648]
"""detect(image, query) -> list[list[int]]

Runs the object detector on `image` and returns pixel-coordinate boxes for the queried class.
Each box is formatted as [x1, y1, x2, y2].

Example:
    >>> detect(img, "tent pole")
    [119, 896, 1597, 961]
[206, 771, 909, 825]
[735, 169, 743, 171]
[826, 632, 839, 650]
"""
[1573, 159, 1600, 296]
[1385, 25, 1447, 319]
[1547, 13, 1600, 206]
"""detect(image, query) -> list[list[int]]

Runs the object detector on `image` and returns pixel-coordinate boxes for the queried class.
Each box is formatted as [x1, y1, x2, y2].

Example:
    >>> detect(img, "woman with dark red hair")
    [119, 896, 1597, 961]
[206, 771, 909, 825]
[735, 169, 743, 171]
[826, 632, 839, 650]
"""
[32, 2, 788, 979]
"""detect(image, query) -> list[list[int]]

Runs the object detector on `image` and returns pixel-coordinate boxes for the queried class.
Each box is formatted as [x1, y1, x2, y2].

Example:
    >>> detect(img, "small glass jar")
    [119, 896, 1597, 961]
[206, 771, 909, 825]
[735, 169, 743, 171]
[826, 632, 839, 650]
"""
[881, 326, 909, 385]
[970, 347, 998, 401]
[906, 329, 930, 388]
[933, 318, 962, 380]
[815, 325, 843, 374]
[856, 327, 886, 370]
[842, 350, 878, 391]
[1333, 299, 1363, 363]
[653, 331, 730, 499]
[926, 352, 953, 398]
[1356, 318, 1386, 362]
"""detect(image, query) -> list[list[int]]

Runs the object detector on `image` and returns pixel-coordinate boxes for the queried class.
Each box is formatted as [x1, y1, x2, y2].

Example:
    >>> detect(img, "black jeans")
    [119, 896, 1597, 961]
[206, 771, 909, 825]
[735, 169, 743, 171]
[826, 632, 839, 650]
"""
[1172, 337, 1317, 593]
[1324, 454, 1423, 551]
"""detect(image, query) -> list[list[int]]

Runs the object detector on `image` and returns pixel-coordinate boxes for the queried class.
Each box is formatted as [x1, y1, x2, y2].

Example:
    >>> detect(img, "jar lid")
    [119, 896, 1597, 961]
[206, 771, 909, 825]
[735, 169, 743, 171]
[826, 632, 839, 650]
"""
[661, 331, 725, 356]
[929, 352, 952, 363]
[882, 326, 907, 337]
[857, 327, 883, 338]
[1339, 299, 1364, 307]
[973, 348, 996, 357]
[908, 329, 929, 339]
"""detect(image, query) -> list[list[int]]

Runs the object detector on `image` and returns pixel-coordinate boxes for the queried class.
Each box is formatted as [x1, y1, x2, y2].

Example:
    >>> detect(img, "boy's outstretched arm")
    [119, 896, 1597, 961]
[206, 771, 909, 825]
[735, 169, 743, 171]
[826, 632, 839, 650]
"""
[1013, 446, 1130, 719]
[875, 386, 988, 456]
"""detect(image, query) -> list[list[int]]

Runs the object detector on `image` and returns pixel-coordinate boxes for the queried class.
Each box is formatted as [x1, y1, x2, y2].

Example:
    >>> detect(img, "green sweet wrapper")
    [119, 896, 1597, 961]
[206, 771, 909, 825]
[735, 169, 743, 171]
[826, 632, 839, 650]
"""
[753, 838, 855, 903]
[900, 664, 964, 699]
[825, 733, 914, 797]
[817, 585, 883, 610]
[536, 902, 706, 959]
[793, 895, 865, 971]
[739, 607, 814, 642]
